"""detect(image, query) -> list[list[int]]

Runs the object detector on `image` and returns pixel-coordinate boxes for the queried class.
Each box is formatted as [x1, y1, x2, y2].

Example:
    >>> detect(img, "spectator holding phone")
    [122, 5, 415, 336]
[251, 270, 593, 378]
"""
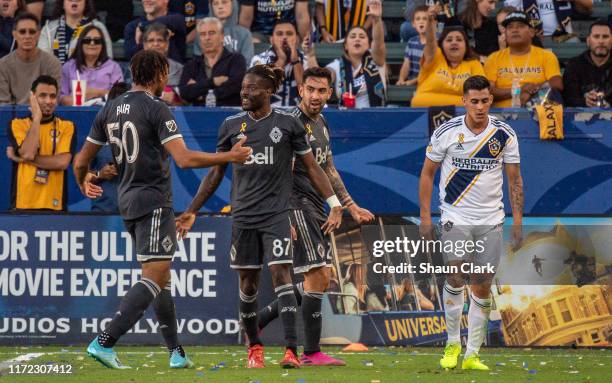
[250, 20, 306, 106]
[411, 4, 484, 107]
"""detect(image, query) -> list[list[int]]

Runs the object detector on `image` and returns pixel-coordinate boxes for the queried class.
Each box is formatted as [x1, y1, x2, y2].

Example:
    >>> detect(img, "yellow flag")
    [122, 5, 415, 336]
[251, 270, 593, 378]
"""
[535, 102, 564, 140]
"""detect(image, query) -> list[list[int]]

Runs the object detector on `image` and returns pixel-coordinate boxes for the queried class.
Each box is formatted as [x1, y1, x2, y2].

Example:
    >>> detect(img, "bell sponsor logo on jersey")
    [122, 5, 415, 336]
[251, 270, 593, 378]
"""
[315, 146, 329, 165]
[245, 146, 274, 165]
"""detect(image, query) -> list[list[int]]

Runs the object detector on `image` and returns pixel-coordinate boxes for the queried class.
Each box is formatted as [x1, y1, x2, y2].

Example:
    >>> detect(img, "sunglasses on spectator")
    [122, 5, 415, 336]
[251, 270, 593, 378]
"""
[17, 29, 37, 36]
[82, 37, 103, 45]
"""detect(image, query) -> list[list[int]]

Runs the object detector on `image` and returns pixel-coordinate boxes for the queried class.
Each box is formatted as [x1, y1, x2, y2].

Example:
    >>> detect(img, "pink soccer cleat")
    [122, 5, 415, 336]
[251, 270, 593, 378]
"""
[300, 351, 346, 366]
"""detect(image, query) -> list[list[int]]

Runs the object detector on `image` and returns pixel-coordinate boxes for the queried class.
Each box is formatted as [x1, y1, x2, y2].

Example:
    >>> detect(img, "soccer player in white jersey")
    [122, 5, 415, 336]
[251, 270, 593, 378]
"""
[419, 75, 524, 371]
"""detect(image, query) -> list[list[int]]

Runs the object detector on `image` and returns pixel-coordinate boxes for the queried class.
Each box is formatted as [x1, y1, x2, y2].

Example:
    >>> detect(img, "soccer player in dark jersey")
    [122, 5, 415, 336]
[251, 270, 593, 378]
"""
[175, 64, 343, 369]
[254, 67, 375, 366]
[72, 50, 252, 370]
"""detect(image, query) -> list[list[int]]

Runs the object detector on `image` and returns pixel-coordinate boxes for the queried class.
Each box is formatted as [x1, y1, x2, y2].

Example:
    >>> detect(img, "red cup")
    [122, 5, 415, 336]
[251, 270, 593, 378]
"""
[342, 92, 356, 108]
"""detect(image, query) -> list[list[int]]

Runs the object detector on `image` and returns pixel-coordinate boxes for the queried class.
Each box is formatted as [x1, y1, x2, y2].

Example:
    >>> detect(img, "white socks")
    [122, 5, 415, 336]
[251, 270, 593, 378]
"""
[443, 282, 464, 345]
[465, 292, 492, 358]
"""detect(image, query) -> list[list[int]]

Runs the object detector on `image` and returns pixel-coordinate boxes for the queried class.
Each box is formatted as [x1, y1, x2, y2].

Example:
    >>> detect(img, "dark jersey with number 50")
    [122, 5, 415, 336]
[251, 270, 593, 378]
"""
[86, 91, 183, 220]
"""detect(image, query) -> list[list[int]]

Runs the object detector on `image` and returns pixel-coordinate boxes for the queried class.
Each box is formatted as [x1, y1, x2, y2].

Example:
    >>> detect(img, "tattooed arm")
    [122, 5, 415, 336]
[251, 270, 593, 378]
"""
[505, 163, 524, 249]
[175, 164, 228, 238]
[324, 153, 375, 224]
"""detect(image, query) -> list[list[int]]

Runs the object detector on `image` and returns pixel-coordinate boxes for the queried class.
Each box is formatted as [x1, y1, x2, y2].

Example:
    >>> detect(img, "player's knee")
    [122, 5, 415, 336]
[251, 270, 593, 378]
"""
[470, 282, 492, 299]
[305, 267, 330, 292]
[269, 264, 292, 287]
[446, 273, 465, 288]
[141, 261, 171, 288]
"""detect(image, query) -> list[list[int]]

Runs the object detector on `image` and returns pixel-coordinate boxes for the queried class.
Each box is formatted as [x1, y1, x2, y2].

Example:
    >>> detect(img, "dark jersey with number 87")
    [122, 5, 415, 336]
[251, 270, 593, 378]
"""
[86, 91, 183, 220]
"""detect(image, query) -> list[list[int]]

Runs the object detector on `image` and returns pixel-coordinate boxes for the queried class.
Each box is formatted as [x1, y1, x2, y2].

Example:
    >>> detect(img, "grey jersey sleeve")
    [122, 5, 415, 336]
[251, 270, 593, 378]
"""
[290, 117, 312, 156]
[86, 107, 109, 145]
[155, 102, 183, 145]
[216, 120, 232, 152]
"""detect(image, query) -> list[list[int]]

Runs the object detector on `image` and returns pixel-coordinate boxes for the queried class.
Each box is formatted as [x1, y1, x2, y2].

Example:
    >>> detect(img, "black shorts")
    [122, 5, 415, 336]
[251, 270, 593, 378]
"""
[230, 217, 293, 269]
[124, 207, 177, 262]
[291, 209, 332, 274]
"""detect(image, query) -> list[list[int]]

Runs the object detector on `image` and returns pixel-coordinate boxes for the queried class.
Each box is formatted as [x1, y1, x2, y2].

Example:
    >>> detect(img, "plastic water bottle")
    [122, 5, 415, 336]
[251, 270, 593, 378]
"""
[511, 78, 521, 108]
[205, 89, 216, 107]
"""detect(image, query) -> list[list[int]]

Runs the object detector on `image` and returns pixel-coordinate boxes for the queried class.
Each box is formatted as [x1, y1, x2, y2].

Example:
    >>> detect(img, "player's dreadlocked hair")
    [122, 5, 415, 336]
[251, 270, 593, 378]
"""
[130, 50, 169, 87]
[246, 64, 285, 93]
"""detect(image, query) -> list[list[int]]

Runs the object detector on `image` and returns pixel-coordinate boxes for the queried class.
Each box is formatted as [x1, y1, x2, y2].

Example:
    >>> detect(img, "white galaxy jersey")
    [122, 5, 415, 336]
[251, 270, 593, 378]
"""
[426, 115, 520, 223]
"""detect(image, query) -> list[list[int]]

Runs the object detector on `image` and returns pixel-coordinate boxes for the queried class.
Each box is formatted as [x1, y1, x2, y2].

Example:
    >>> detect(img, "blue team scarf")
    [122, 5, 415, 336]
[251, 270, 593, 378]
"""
[521, 0, 574, 36]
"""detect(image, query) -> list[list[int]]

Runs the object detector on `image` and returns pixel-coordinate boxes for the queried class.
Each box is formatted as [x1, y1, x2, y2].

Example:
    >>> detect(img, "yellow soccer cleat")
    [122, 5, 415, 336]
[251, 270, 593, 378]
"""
[461, 354, 490, 370]
[439, 343, 461, 369]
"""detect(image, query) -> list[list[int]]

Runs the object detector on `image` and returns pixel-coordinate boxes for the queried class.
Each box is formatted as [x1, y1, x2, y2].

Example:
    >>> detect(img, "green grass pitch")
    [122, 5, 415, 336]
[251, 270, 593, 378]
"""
[0, 346, 609, 382]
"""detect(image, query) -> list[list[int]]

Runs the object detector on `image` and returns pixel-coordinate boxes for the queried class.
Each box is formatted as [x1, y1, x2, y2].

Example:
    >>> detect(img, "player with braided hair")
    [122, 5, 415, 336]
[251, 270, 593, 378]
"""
[176, 64, 343, 369]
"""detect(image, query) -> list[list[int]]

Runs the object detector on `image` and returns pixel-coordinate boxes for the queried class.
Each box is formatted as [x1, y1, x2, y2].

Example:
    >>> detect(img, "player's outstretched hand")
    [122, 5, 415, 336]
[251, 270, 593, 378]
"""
[79, 173, 103, 199]
[176, 211, 196, 240]
[322, 206, 343, 235]
[229, 135, 252, 164]
[348, 204, 375, 224]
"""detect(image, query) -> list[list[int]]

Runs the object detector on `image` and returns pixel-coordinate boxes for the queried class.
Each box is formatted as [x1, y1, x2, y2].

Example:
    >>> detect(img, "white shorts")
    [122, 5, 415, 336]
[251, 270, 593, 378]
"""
[439, 210, 503, 272]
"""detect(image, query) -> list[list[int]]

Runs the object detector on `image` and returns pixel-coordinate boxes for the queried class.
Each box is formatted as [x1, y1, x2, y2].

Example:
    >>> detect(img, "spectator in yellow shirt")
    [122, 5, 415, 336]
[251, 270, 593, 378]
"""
[484, 11, 562, 107]
[6, 75, 75, 211]
[411, 5, 484, 107]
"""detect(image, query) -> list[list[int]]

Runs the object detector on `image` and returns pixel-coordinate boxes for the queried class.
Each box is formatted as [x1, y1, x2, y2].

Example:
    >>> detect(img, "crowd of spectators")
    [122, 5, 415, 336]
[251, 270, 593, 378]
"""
[0, 0, 609, 111]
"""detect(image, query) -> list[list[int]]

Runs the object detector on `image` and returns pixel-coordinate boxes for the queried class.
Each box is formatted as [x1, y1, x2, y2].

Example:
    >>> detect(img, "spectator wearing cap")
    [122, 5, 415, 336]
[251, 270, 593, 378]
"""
[124, 0, 186, 63]
[179, 17, 245, 106]
[484, 11, 562, 107]
[411, 5, 484, 107]
[193, 0, 254, 63]
[503, 0, 592, 42]
[563, 20, 611, 108]
[0, 0, 27, 58]
[0, 13, 62, 105]
[250, 21, 306, 106]
[38, 0, 114, 65]
[238, 0, 310, 42]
